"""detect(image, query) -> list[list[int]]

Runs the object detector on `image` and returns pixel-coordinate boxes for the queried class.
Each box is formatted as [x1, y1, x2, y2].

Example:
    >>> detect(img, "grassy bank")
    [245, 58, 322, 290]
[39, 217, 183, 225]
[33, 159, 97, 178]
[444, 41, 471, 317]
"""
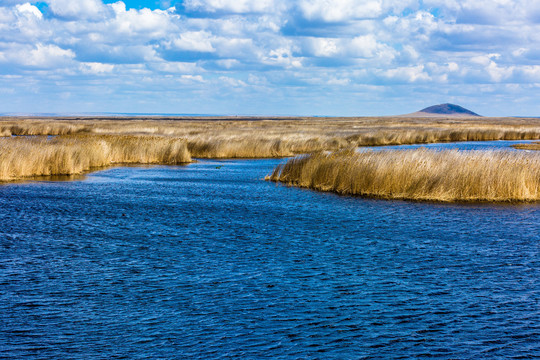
[0, 134, 190, 181]
[267, 149, 540, 202]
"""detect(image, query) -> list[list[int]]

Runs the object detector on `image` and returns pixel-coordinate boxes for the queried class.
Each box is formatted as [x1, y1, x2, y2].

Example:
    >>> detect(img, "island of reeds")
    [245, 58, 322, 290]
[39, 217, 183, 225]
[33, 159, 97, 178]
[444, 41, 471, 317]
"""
[1, 115, 540, 202]
[267, 149, 540, 202]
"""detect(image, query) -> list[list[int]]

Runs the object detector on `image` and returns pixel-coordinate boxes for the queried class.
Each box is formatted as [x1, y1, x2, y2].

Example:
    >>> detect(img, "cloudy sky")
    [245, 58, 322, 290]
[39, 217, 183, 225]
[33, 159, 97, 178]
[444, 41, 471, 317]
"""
[1, 0, 540, 116]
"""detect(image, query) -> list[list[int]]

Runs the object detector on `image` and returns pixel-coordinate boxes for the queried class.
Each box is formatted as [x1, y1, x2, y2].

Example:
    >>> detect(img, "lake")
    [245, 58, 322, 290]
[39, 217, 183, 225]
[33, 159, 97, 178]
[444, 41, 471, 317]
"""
[1, 141, 539, 358]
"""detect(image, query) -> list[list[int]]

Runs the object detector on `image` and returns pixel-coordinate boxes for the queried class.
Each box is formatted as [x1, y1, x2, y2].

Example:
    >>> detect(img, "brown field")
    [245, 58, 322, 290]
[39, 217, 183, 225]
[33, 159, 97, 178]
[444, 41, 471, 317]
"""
[267, 149, 540, 202]
[1, 115, 540, 186]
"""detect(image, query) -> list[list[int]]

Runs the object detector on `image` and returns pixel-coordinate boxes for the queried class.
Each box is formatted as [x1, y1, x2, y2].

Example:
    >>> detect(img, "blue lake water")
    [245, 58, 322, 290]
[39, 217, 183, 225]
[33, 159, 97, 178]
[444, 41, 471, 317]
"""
[1, 142, 540, 359]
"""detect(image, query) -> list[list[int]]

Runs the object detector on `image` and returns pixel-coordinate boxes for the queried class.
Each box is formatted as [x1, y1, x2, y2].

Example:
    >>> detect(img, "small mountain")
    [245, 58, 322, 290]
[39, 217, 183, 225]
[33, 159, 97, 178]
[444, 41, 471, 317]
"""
[402, 103, 481, 117]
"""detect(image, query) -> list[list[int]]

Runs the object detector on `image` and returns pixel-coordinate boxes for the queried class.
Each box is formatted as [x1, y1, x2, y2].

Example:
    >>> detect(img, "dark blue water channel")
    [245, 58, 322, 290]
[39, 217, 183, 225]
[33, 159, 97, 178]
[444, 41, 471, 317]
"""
[1, 141, 540, 359]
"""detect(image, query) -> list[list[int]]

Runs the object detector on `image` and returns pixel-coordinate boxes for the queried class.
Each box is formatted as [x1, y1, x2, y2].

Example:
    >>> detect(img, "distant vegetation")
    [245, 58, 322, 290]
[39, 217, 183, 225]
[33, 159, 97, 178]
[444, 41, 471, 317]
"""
[512, 142, 540, 150]
[1, 116, 540, 193]
[267, 149, 540, 202]
[1, 116, 540, 158]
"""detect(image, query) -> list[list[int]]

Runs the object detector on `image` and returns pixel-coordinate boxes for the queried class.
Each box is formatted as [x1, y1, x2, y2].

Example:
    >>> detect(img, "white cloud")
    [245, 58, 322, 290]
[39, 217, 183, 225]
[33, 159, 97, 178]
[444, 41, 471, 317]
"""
[0, 43, 75, 68]
[180, 74, 204, 83]
[218, 75, 246, 87]
[2, 0, 540, 115]
[215, 59, 240, 69]
[298, 0, 383, 22]
[148, 61, 200, 74]
[16, 3, 42, 18]
[46, 0, 109, 20]
[0, 4, 49, 42]
[182, 0, 284, 14]
[167, 31, 216, 52]
[80, 62, 115, 74]
[306, 37, 339, 57]
[349, 35, 380, 58]
[303, 35, 392, 60]
[111, 5, 176, 38]
[382, 65, 431, 83]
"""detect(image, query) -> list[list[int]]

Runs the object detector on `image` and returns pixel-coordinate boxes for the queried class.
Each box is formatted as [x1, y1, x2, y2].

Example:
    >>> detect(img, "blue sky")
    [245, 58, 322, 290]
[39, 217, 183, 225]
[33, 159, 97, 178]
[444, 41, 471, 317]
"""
[1, 0, 540, 116]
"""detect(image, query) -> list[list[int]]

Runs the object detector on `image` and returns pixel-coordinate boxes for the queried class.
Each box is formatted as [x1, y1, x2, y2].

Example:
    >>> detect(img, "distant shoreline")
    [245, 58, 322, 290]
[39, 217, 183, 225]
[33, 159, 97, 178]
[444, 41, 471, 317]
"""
[1, 115, 539, 121]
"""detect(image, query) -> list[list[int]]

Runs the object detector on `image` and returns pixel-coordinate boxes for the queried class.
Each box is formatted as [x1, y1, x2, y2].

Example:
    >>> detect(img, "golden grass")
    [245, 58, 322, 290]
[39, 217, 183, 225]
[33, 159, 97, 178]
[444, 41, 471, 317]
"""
[2, 115, 540, 185]
[267, 149, 540, 202]
[0, 134, 190, 181]
[512, 142, 540, 150]
[2, 116, 540, 159]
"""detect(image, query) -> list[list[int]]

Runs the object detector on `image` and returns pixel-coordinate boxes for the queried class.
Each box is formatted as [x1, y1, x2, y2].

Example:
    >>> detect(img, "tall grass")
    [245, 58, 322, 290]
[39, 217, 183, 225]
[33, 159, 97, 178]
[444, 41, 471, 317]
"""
[2, 116, 540, 158]
[0, 135, 190, 181]
[267, 149, 540, 202]
[512, 142, 540, 150]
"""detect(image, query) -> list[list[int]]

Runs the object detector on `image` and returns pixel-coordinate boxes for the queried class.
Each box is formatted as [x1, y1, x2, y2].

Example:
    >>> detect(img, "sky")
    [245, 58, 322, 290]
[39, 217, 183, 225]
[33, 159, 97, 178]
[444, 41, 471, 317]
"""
[1, 0, 540, 116]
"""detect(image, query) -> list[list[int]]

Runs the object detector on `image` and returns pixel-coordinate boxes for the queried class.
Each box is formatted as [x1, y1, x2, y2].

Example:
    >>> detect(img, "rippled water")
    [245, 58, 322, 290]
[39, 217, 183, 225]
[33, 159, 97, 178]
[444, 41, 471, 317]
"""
[1, 142, 540, 359]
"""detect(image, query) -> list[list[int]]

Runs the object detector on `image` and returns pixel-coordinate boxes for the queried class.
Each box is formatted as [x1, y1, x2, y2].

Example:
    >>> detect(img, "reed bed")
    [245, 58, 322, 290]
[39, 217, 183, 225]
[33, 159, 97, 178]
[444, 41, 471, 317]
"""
[0, 134, 190, 181]
[2, 116, 540, 185]
[267, 149, 540, 202]
[2, 116, 540, 159]
[512, 142, 540, 150]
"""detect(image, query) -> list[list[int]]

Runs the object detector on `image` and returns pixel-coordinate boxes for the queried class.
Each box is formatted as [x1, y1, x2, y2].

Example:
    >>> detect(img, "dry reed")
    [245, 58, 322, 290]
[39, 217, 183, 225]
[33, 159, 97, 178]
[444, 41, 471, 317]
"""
[512, 142, 540, 150]
[2, 116, 540, 159]
[267, 149, 540, 202]
[0, 134, 190, 181]
[3, 116, 540, 185]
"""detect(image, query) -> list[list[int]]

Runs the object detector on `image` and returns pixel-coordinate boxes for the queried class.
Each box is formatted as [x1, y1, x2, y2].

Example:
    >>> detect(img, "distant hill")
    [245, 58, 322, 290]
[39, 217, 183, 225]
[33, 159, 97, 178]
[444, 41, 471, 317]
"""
[403, 103, 482, 117]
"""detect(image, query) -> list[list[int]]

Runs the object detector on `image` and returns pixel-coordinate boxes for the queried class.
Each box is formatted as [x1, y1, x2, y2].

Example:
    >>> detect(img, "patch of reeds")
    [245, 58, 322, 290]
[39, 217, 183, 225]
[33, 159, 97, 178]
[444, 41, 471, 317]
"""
[0, 134, 190, 181]
[0, 120, 86, 136]
[512, 142, 540, 150]
[187, 136, 350, 158]
[2, 116, 540, 158]
[267, 149, 540, 202]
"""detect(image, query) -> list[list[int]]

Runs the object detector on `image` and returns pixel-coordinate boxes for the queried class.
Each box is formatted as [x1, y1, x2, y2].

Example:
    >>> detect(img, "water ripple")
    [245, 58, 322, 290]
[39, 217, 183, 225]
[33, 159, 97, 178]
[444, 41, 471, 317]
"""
[1, 157, 539, 358]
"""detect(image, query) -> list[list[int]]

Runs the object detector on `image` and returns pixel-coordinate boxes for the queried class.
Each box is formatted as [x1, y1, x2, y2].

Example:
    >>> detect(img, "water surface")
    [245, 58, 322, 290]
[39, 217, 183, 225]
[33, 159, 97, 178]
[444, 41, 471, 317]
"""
[1, 142, 539, 359]
[362, 139, 538, 151]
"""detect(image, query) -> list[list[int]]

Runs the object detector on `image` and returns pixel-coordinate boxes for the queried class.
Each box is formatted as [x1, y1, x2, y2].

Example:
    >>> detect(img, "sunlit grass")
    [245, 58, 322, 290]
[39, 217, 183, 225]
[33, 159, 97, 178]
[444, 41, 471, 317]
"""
[512, 142, 540, 150]
[2, 116, 540, 193]
[2, 116, 540, 159]
[0, 134, 190, 181]
[267, 148, 540, 202]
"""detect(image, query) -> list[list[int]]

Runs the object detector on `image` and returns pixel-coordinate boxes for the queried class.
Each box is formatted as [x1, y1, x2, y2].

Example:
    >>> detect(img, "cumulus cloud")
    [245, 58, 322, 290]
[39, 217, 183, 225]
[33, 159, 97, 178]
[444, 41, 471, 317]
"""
[0, 43, 75, 68]
[110, 4, 177, 39]
[46, 0, 109, 20]
[166, 31, 216, 52]
[302, 35, 393, 61]
[16, 3, 42, 18]
[298, 0, 383, 22]
[1, 0, 540, 115]
[181, 0, 284, 14]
